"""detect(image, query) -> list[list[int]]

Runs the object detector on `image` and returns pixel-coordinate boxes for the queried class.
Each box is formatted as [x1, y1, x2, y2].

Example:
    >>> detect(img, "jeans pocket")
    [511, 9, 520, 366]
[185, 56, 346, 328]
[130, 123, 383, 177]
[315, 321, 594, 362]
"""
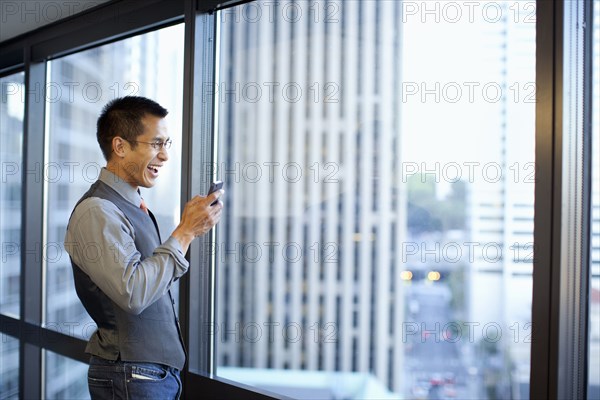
[129, 365, 168, 382]
[127, 365, 178, 399]
[88, 377, 114, 400]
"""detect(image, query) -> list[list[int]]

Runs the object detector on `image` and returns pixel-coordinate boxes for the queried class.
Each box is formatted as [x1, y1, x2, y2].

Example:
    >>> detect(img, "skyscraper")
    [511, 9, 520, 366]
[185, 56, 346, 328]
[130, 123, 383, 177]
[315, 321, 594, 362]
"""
[216, 0, 406, 394]
[216, 1, 537, 398]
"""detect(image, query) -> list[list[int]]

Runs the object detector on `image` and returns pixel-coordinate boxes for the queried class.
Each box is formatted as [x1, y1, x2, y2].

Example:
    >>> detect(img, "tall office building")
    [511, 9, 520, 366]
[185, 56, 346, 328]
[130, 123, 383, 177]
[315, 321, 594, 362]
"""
[467, 3, 536, 397]
[0, 74, 23, 318]
[501, 4, 536, 395]
[0, 72, 24, 400]
[216, 0, 406, 394]
[216, 1, 537, 398]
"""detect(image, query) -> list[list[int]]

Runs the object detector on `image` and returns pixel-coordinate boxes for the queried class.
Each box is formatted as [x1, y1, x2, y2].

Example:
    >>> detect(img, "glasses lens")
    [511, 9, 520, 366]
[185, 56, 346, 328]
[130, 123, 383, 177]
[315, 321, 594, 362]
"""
[150, 140, 171, 150]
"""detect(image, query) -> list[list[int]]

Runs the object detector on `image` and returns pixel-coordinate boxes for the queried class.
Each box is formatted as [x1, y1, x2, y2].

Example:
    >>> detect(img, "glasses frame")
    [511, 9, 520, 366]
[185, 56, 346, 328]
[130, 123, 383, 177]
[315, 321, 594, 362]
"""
[126, 138, 173, 150]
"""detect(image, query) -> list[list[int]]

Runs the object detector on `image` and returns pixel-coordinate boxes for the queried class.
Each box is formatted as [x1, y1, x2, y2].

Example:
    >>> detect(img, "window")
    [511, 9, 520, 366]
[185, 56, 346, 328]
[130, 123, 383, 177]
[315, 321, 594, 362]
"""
[0, 334, 19, 399]
[42, 21, 185, 395]
[43, 24, 185, 337]
[0, 1, 596, 398]
[214, 1, 535, 398]
[0, 71, 24, 318]
[44, 350, 89, 399]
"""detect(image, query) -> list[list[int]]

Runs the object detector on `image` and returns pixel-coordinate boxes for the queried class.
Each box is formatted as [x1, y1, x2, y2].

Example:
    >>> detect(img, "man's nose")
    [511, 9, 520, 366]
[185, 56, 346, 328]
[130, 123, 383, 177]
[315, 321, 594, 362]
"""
[158, 146, 169, 161]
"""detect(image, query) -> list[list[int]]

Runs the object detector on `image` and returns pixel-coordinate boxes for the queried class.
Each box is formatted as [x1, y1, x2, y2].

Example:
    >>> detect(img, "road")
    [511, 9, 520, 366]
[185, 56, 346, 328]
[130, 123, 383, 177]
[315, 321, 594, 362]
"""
[403, 281, 481, 400]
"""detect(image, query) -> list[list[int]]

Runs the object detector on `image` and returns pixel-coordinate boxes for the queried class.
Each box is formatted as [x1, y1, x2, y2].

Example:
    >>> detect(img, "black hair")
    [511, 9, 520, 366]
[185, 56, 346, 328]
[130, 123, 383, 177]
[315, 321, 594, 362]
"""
[96, 96, 168, 160]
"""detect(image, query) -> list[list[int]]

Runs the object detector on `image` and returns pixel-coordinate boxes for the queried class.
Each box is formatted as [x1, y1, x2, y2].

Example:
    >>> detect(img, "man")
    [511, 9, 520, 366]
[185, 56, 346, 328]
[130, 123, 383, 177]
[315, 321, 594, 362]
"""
[65, 96, 223, 399]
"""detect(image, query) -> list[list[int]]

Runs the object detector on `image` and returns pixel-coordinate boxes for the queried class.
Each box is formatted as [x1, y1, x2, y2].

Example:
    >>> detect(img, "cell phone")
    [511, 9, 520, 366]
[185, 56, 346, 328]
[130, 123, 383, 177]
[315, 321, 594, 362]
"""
[208, 180, 223, 205]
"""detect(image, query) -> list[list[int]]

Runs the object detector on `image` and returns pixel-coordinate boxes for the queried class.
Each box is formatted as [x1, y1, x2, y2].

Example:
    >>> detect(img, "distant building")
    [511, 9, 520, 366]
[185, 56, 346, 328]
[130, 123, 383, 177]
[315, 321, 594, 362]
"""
[216, 1, 407, 393]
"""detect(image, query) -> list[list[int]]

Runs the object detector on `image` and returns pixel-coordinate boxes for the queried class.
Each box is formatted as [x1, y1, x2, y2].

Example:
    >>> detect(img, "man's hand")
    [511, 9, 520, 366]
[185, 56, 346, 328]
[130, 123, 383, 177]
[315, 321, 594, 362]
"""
[171, 190, 224, 253]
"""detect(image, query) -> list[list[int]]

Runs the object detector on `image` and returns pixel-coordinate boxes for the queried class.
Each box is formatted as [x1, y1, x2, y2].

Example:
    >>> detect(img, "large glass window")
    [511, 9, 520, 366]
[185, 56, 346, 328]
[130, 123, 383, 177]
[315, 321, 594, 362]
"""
[214, 1, 535, 398]
[43, 24, 184, 337]
[0, 72, 24, 318]
[588, 1, 600, 398]
[0, 334, 19, 399]
[44, 350, 89, 399]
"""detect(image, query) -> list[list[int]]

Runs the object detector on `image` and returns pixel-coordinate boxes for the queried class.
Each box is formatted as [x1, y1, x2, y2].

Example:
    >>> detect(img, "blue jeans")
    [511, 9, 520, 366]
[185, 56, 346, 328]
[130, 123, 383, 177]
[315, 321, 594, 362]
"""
[88, 356, 182, 400]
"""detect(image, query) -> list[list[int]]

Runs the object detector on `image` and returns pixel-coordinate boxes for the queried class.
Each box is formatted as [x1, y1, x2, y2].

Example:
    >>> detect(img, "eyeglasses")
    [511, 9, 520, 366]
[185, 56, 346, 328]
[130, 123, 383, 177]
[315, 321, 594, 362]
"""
[127, 138, 172, 150]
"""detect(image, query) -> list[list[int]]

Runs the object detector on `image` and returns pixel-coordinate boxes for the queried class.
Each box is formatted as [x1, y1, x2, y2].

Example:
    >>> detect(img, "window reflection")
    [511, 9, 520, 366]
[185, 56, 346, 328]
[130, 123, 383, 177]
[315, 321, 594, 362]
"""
[215, 1, 535, 399]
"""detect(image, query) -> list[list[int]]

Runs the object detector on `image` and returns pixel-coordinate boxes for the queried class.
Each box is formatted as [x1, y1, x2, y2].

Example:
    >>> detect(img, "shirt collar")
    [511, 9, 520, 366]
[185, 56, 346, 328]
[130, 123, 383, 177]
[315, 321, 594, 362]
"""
[99, 168, 142, 207]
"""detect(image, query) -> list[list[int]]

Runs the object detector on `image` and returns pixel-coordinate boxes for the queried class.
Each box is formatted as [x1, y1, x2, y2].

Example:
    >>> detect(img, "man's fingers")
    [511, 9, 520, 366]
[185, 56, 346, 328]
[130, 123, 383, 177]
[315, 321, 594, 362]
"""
[186, 195, 203, 206]
[208, 189, 223, 203]
[187, 189, 224, 207]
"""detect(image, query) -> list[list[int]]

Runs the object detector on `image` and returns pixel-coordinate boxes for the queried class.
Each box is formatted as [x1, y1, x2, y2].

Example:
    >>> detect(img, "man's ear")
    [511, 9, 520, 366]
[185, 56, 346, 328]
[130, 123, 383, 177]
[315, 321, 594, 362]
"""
[112, 136, 127, 158]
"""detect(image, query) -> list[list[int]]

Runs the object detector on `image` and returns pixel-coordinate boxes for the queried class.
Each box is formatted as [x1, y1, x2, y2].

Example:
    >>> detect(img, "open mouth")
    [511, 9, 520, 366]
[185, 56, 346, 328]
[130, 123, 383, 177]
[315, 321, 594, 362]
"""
[147, 164, 161, 176]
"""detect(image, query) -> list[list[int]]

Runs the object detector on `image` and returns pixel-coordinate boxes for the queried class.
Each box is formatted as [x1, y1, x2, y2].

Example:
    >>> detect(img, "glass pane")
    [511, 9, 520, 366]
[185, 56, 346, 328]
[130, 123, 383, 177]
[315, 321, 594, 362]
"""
[0, 334, 19, 399]
[44, 24, 184, 336]
[0, 72, 24, 318]
[589, 1, 600, 398]
[44, 351, 89, 400]
[214, 1, 535, 399]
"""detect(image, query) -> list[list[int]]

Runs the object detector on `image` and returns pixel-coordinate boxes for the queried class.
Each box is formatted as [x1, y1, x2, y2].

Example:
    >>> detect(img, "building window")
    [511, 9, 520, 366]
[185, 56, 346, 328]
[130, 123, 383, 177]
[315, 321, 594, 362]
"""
[43, 23, 184, 394]
[44, 350, 89, 399]
[0, 334, 19, 399]
[0, 71, 24, 319]
[214, 1, 535, 398]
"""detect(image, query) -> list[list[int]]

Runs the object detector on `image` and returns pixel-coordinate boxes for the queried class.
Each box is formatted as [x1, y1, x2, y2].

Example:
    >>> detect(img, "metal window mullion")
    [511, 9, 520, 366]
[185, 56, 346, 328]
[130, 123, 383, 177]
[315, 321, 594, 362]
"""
[182, 0, 218, 376]
[580, 0, 595, 395]
[531, 1, 560, 398]
[19, 47, 46, 400]
[558, 0, 593, 398]
[178, 0, 196, 386]
[532, 0, 593, 398]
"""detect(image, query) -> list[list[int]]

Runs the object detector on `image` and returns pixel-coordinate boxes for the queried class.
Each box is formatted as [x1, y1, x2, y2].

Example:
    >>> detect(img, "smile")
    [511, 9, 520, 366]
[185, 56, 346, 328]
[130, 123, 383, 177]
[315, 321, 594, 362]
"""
[147, 164, 162, 176]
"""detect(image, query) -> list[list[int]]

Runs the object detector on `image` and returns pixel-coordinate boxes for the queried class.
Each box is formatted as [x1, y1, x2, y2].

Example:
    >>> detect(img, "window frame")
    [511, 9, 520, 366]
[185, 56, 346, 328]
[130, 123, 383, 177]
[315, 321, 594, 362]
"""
[0, 0, 594, 398]
[531, 0, 594, 398]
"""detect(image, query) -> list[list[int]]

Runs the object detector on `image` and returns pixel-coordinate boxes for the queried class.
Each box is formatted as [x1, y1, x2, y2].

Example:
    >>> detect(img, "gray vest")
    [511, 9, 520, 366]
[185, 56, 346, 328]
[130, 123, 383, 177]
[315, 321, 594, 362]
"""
[70, 180, 186, 369]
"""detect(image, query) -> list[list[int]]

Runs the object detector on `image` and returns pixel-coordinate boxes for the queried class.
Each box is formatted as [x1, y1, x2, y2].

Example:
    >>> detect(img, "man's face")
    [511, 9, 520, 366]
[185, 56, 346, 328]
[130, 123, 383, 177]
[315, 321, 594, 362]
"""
[119, 115, 170, 188]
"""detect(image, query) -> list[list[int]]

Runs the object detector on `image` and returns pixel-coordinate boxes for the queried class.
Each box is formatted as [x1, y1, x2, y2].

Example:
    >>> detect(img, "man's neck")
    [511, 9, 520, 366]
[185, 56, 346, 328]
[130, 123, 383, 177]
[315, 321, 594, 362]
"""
[106, 161, 138, 190]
